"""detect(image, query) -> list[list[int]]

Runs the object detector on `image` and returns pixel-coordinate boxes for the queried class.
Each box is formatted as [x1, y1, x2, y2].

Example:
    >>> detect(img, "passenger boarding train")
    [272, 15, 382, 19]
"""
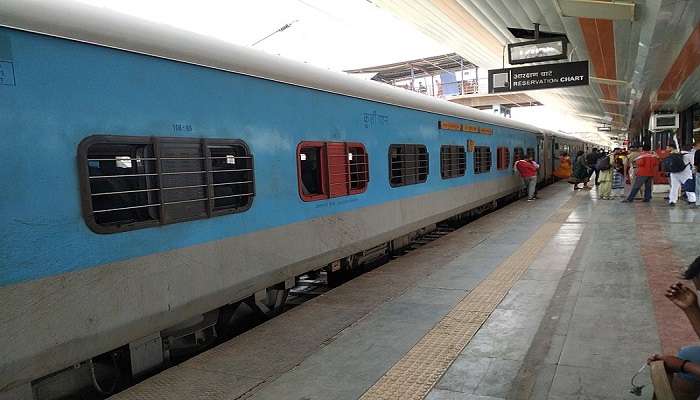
[0, 1, 598, 397]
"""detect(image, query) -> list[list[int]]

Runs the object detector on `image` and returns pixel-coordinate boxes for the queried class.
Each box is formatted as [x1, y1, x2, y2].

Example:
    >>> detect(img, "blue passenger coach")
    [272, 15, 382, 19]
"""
[0, 1, 593, 395]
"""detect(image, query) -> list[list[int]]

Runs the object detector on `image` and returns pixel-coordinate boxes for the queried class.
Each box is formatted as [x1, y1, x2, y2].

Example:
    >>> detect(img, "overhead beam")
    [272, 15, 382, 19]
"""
[556, 0, 636, 21]
[590, 76, 629, 86]
[599, 98, 628, 105]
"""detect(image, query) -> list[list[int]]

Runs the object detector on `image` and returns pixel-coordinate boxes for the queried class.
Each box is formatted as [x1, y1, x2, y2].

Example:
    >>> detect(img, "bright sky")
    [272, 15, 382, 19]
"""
[78, 0, 449, 71]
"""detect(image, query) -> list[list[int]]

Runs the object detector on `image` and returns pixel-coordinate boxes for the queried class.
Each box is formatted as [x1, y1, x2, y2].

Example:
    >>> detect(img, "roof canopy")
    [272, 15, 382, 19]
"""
[344, 53, 476, 82]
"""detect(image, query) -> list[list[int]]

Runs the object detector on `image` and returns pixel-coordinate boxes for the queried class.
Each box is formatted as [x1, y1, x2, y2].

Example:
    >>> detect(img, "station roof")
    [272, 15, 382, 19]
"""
[369, 0, 700, 137]
[344, 53, 477, 82]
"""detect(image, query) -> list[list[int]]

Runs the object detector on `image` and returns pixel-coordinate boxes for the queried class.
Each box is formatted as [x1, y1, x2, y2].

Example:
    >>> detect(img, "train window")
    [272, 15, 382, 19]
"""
[496, 147, 510, 170]
[299, 144, 326, 200]
[440, 145, 466, 179]
[348, 145, 369, 192]
[79, 136, 254, 233]
[473, 146, 491, 174]
[209, 144, 255, 214]
[389, 144, 428, 187]
[513, 147, 525, 163]
[297, 141, 369, 201]
[526, 148, 536, 160]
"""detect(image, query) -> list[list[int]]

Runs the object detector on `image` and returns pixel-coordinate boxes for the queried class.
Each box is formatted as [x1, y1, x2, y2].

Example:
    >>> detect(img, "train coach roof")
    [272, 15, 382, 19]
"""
[0, 0, 559, 136]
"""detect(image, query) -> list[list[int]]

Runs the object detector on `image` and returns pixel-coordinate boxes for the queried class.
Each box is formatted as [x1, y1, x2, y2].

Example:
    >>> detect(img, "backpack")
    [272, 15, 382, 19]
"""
[661, 153, 687, 173]
[595, 155, 611, 171]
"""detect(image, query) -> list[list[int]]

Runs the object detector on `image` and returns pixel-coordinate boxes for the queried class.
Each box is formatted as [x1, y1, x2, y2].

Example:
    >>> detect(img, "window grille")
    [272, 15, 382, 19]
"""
[474, 146, 492, 174]
[389, 144, 429, 187]
[79, 136, 254, 233]
[440, 145, 466, 179]
[297, 141, 369, 201]
[526, 147, 536, 160]
[513, 147, 525, 163]
[496, 147, 510, 170]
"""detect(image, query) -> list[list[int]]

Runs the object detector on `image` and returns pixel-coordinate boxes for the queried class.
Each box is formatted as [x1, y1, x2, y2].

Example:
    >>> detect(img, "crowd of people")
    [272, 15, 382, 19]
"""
[549, 142, 700, 207]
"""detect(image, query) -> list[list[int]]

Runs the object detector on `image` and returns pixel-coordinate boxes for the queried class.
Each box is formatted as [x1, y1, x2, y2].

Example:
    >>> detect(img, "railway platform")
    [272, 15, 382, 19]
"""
[110, 182, 699, 400]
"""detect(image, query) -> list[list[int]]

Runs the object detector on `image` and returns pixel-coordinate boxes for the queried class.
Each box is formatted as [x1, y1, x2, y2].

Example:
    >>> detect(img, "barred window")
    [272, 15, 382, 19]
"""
[526, 147, 536, 160]
[297, 141, 369, 201]
[513, 147, 525, 163]
[440, 145, 466, 179]
[389, 144, 428, 187]
[496, 147, 510, 170]
[474, 146, 491, 174]
[79, 135, 254, 233]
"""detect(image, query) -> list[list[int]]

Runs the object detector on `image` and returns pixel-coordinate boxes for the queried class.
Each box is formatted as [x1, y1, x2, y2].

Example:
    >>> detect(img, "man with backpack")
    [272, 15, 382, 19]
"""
[622, 145, 659, 203]
[514, 154, 539, 201]
[663, 144, 693, 207]
[586, 148, 600, 186]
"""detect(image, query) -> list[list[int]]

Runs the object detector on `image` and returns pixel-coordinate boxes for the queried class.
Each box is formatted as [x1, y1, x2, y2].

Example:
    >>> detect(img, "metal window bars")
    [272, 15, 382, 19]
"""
[297, 142, 369, 200]
[326, 150, 370, 191]
[513, 148, 525, 163]
[389, 145, 429, 186]
[497, 147, 511, 170]
[85, 138, 254, 229]
[440, 145, 466, 179]
[474, 146, 492, 174]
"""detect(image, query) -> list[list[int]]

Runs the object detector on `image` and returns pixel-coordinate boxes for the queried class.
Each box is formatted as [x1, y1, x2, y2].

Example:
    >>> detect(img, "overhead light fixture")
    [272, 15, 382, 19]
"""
[556, 0, 636, 21]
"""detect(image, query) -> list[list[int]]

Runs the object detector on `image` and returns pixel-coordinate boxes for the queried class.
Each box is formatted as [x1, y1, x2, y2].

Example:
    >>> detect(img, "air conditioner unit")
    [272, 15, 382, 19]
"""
[649, 113, 679, 131]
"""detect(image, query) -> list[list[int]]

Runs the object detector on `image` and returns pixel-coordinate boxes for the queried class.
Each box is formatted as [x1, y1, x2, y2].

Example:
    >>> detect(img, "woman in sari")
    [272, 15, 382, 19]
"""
[553, 152, 572, 180]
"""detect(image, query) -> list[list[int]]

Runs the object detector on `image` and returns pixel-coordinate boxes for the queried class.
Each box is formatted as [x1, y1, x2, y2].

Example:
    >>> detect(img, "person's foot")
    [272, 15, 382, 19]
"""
[621, 199, 632, 203]
[527, 198, 535, 202]
[669, 202, 676, 207]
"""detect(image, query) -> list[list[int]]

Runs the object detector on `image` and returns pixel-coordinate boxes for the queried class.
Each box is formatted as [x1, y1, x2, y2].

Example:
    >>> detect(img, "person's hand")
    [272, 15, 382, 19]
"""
[648, 354, 686, 372]
[666, 282, 698, 310]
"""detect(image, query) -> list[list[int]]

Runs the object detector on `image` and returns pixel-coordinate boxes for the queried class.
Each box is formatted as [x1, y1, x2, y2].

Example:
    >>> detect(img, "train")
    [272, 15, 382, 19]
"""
[0, 1, 600, 398]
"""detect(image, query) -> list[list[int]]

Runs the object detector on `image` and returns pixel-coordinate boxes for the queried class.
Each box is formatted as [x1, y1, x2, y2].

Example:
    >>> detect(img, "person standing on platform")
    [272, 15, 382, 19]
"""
[622, 144, 659, 203]
[628, 144, 640, 181]
[681, 145, 697, 206]
[553, 152, 572, 180]
[572, 150, 590, 190]
[514, 154, 539, 201]
[586, 148, 600, 186]
[663, 143, 693, 207]
[612, 155, 626, 198]
[626, 144, 642, 200]
[597, 151, 614, 200]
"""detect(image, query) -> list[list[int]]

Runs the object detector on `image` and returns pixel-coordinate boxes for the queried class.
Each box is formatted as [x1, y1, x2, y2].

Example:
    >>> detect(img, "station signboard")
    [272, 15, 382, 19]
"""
[488, 61, 589, 94]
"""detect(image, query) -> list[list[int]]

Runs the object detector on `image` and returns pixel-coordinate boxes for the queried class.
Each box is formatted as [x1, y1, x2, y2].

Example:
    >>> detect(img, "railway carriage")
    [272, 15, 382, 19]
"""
[0, 1, 595, 397]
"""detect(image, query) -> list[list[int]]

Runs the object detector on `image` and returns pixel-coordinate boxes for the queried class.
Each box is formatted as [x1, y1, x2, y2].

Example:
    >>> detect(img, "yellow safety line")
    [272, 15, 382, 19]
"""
[360, 196, 581, 400]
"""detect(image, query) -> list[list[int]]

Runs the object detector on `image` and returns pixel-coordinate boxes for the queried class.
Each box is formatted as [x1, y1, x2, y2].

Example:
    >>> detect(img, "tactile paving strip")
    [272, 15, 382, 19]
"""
[360, 196, 581, 400]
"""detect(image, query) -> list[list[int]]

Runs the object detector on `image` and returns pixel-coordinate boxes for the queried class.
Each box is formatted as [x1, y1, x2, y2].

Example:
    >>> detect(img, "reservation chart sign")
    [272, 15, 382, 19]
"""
[488, 61, 589, 94]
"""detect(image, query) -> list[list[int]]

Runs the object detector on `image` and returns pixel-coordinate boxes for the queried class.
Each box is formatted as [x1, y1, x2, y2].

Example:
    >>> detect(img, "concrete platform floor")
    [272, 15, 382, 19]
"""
[110, 182, 700, 400]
